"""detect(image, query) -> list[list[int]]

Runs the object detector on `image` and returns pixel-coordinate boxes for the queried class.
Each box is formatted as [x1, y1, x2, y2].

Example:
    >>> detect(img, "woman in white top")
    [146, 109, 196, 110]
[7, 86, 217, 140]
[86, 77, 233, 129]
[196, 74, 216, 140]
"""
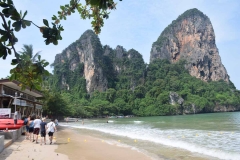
[46, 119, 57, 144]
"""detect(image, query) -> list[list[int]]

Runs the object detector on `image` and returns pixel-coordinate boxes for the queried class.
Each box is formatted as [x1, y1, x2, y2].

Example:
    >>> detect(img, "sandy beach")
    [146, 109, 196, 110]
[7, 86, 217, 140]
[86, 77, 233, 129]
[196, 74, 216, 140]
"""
[0, 126, 153, 160]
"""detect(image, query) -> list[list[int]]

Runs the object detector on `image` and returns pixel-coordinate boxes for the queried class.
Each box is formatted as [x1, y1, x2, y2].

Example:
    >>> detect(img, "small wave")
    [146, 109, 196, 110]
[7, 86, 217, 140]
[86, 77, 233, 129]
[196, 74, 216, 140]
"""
[133, 121, 143, 123]
[157, 121, 165, 123]
[68, 125, 240, 160]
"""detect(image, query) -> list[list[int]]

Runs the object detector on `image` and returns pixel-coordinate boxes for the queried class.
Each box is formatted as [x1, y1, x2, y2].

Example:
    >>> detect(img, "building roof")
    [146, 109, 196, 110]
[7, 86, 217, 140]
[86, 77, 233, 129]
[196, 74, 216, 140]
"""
[0, 79, 43, 98]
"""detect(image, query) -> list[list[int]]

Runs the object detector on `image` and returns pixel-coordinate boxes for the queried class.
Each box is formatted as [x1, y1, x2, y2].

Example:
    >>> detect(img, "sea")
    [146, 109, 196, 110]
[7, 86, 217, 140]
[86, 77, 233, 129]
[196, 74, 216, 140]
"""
[60, 112, 240, 160]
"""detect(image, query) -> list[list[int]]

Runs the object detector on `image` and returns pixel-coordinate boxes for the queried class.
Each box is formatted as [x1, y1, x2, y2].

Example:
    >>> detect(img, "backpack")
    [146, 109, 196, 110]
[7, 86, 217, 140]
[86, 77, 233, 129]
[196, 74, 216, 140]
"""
[24, 118, 28, 125]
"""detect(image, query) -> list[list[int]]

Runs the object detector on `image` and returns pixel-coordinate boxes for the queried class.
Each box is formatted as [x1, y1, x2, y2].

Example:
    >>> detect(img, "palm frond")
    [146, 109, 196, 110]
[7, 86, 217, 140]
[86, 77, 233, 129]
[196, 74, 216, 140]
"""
[32, 51, 42, 62]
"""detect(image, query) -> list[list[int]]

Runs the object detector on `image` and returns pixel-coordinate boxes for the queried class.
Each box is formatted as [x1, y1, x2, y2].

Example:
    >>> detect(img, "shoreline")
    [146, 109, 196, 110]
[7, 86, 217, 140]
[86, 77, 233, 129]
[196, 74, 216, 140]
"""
[55, 126, 153, 160]
[58, 122, 219, 160]
[0, 126, 153, 160]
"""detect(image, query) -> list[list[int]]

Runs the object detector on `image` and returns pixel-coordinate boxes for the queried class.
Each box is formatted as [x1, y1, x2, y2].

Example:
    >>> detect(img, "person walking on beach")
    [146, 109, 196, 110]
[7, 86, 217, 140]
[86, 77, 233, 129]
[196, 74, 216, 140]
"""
[33, 116, 41, 143]
[47, 119, 57, 145]
[28, 116, 34, 141]
[40, 118, 47, 145]
[14, 109, 19, 125]
[55, 119, 58, 126]
[24, 115, 31, 140]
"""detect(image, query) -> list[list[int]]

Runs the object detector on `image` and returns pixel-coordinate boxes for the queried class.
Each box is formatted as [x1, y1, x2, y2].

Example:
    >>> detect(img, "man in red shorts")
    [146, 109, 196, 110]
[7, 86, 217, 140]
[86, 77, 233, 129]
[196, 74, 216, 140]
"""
[33, 116, 41, 143]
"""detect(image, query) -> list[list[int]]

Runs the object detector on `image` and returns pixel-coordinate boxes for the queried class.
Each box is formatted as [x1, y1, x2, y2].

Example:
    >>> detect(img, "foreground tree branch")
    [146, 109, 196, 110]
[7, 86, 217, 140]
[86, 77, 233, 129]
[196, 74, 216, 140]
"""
[0, 0, 121, 90]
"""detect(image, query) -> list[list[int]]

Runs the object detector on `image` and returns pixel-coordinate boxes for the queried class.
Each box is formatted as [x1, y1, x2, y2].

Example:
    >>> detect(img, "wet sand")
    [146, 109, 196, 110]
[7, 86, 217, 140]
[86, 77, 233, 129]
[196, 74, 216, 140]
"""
[55, 126, 153, 160]
[0, 126, 153, 160]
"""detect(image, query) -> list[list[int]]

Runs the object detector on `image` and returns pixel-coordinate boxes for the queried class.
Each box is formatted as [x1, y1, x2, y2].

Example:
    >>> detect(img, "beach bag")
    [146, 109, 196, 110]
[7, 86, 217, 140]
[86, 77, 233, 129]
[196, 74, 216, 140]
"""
[24, 118, 28, 125]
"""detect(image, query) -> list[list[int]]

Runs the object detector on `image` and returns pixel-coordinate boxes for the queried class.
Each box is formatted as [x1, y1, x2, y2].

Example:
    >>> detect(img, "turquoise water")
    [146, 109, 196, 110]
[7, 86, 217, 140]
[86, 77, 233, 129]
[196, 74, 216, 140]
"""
[61, 112, 240, 160]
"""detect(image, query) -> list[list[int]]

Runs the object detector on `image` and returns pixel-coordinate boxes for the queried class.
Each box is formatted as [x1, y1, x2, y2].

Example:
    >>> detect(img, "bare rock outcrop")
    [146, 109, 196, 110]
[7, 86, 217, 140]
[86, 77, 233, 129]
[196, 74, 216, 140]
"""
[169, 91, 184, 105]
[53, 30, 108, 94]
[150, 8, 229, 82]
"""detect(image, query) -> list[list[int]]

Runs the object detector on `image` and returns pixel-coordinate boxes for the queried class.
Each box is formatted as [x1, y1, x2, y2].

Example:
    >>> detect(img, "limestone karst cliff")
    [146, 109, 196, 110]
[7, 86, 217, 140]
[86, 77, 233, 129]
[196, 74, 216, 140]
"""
[53, 30, 108, 94]
[150, 8, 229, 82]
[50, 9, 240, 115]
[53, 30, 146, 94]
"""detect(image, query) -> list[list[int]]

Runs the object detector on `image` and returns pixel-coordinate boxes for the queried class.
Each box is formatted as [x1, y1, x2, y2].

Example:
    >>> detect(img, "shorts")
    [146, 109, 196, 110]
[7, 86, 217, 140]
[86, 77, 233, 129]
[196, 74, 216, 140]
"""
[33, 128, 40, 135]
[26, 126, 29, 132]
[29, 127, 34, 133]
[41, 131, 46, 137]
[48, 132, 54, 137]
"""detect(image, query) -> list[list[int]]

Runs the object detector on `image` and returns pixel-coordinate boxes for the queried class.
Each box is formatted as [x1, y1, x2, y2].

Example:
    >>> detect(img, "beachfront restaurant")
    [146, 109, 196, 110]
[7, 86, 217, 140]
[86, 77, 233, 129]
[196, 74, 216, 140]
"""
[0, 79, 43, 119]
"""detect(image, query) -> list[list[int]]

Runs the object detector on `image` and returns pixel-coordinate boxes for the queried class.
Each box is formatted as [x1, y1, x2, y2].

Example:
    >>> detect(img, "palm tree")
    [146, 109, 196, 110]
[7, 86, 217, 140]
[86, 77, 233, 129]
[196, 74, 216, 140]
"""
[19, 44, 41, 62]
[9, 44, 49, 90]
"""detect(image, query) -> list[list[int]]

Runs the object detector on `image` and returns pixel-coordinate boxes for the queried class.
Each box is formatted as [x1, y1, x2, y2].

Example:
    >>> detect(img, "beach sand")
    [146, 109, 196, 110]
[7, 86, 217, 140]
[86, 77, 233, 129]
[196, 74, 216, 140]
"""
[0, 126, 153, 160]
[55, 126, 153, 160]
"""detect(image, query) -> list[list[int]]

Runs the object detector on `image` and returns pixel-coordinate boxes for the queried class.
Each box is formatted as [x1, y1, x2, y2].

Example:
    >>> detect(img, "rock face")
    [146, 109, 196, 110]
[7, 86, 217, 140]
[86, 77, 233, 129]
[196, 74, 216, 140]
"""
[169, 91, 184, 105]
[150, 8, 229, 82]
[102, 45, 146, 91]
[54, 30, 108, 94]
[214, 104, 240, 112]
[53, 30, 146, 95]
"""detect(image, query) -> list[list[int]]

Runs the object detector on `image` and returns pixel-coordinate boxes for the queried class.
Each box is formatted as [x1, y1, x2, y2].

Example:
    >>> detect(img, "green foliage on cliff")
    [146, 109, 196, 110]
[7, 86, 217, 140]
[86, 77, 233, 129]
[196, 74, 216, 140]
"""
[44, 53, 240, 118]
[152, 8, 209, 49]
[176, 8, 208, 22]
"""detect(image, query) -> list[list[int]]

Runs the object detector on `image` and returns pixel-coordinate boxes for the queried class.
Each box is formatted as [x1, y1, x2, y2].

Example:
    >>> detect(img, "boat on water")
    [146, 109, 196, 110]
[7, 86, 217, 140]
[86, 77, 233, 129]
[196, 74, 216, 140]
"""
[0, 119, 24, 130]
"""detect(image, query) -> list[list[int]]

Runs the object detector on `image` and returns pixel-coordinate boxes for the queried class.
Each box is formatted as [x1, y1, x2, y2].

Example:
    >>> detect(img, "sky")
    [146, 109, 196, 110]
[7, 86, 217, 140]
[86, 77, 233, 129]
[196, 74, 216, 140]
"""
[0, 0, 240, 89]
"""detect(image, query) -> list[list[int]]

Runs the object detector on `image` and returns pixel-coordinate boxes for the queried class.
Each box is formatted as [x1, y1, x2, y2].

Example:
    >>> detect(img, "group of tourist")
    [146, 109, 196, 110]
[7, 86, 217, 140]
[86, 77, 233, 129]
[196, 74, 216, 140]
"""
[24, 115, 57, 145]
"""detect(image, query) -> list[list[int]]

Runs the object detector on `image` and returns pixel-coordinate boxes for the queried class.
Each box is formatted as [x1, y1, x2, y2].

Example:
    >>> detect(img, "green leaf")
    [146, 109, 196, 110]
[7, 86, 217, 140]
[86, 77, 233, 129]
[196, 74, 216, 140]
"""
[2, 49, 7, 59]
[7, 48, 11, 54]
[22, 22, 26, 28]
[0, 29, 6, 35]
[7, 0, 14, 5]
[44, 70, 50, 76]
[43, 19, 49, 27]
[7, 21, 12, 30]
[89, 0, 100, 5]
[22, 10, 27, 19]
[2, 8, 10, 18]
[10, 9, 21, 20]
[52, 15, 57, 20]
[11, 59, 18, 65]
[0, 34, 8, 42]
[24, 20, 31, 26]
[38, 55, 41, 61]
[60, 5, 65, 10]
[13, 21, 21, 31]
[43, 62, 49, 67]
[53, 40, 58, 45]
[0, 2, 9, 8]
[35, 84, 41, 90]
